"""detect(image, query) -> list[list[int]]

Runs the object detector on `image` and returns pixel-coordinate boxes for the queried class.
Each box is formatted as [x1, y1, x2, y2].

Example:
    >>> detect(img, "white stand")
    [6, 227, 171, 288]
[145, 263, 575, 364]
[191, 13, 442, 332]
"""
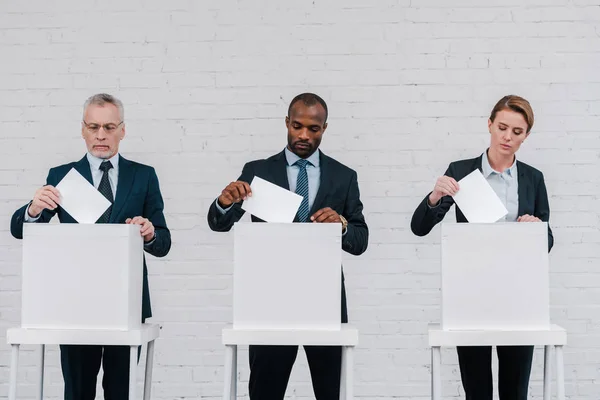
[441, 222, 550, 330]
[223, 223, 355, 399]
[21, 224, 144, 330]
[428, 324, 567, 400]
[7, 224, 156, 400]
[7, 324, 159, 400]
[233, 223, 342, 330]
[432, 223, 566, 399]
[221, 326, 358, 400]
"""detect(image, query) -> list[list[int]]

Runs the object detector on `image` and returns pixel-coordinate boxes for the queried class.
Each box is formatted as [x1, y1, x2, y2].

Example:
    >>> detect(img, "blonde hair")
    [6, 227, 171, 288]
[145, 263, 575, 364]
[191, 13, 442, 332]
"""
[489, 95, 534, 133]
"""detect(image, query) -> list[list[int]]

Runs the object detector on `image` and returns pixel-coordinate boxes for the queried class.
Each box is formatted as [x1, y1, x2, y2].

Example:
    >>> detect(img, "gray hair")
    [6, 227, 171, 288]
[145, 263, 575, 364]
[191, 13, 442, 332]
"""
[83, 93, 124, 121]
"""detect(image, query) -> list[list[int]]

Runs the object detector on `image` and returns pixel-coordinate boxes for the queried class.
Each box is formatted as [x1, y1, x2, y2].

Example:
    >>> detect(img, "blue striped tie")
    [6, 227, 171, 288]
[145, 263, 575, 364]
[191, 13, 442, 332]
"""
[294, 159, 310, 222]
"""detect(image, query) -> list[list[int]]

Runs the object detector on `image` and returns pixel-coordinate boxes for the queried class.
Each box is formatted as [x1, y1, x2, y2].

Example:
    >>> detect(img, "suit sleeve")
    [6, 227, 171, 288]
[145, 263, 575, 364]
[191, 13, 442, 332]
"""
[142, 167, 171, 258]
[10, 169, 58, 239]
[534, 171, 554, 252]
[410, 163, 456, 237]
[207, 163, 254, 232]
[341, 170, 369, 256]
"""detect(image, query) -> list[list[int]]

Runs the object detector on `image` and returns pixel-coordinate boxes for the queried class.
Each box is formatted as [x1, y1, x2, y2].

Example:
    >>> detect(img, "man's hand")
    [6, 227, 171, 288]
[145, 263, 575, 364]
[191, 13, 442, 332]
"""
[126, 216, 155, 242]
[29, 185, 61, 217]
[217, 181, 252, 208]
[517, 214, 541, 222]
[310, 207, 342, 223]
[428, 176, 459, 206]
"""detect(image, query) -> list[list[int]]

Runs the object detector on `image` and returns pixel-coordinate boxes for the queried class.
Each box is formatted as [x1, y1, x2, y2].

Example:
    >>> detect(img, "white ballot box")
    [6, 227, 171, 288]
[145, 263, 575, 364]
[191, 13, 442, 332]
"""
[233, 223, 342, 331]
[441, 222, 550, 331]
[21, 224, 144, 331]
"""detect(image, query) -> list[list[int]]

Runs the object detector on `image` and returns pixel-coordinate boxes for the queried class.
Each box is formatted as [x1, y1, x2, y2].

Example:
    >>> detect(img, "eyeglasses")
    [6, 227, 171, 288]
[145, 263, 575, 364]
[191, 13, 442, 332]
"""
[83, 120, 123, 134]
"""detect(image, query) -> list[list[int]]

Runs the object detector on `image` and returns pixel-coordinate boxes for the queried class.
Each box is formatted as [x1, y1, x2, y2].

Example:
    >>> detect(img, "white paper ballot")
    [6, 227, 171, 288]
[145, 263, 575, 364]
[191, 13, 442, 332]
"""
[452, 169, 508, 223]
[55, 168, 112, 224]
[241, 176, 303, 223]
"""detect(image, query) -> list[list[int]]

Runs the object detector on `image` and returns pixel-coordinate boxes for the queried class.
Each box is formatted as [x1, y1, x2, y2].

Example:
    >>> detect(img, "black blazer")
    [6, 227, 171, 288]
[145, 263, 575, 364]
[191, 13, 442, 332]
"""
[207, 149, 369, 255]
[411, 152, 554, 252]
[10, 155, 171, 320]
[207, 149, 369, 322]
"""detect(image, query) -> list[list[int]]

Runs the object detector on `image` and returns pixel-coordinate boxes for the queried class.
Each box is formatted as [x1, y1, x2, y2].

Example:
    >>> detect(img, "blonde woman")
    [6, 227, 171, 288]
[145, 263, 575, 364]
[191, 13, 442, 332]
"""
[411, 95, 553, 399]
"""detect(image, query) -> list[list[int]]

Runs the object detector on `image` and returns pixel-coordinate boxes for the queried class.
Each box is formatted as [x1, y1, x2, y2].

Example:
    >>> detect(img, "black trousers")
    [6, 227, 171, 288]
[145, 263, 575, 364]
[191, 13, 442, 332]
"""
[60, 345, 141, 400]
[248, 344, 342, 400]
[457, 345, 534, 400]
[248, 278, 348, 400]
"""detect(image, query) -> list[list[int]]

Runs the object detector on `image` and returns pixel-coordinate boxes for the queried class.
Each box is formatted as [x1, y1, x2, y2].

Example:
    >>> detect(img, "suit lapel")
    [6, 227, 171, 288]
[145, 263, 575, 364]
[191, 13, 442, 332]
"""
[516, 161, 529, 218]
[271, 150, 290, 190]
[74, 156, 93, 185]
[109, 156, 136, 223]
[309, 151, 333, 216]
[474, 153, 483, 174]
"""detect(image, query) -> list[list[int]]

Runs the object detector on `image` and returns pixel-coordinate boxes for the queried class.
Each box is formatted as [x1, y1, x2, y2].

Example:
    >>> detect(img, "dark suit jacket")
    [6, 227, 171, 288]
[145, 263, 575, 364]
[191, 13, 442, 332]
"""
[11, 155, 171, 320]
[411, 152, 554, 252]
[207, 149, 369, 321]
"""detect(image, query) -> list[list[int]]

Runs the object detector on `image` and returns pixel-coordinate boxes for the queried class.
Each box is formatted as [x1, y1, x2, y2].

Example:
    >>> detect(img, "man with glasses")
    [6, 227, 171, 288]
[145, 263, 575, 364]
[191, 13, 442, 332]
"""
[10, 93, 171, 400]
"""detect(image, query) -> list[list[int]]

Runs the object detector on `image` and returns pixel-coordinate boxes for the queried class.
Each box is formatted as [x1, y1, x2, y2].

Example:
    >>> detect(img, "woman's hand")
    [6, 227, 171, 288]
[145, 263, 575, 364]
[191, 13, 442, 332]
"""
[428, 176, 459, 206]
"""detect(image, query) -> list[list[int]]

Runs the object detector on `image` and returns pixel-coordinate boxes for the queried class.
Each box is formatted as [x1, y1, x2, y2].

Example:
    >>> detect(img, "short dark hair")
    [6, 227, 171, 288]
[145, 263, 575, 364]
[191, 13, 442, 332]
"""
[287, 93, 328, 123]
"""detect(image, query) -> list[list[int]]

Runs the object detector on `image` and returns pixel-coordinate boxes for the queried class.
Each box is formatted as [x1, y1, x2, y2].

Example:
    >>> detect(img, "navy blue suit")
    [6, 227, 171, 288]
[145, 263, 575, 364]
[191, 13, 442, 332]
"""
[207, 149, 368, 400]
[411, 153, 553, 400]
[11, 155, 171, 400]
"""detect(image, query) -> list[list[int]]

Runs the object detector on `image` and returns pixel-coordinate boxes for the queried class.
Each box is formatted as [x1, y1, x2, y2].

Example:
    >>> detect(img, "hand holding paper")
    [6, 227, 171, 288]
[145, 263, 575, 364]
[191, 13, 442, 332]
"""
[218, 180, 252, 208]
[452, 169, 508, 223]
[55, 168, 112, 224]
[429, 175, 460, 205]
[29, 185, 61, 217]
[241, 176, 303, 223]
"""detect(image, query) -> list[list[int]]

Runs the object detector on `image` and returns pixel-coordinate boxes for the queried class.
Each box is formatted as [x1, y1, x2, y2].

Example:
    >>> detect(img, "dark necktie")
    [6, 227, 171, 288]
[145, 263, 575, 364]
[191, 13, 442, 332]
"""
[294, 159, 310, 222]
[96, 161, 114, 223]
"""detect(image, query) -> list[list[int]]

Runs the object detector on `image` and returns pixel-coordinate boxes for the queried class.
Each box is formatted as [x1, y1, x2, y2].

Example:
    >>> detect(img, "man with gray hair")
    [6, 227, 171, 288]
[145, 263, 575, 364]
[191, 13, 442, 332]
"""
[10, 93, 171, 400]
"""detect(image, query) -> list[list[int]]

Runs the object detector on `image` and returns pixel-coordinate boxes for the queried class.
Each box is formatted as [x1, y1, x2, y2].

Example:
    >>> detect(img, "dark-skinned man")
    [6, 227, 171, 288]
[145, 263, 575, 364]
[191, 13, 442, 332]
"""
[207, 92, 368, 400]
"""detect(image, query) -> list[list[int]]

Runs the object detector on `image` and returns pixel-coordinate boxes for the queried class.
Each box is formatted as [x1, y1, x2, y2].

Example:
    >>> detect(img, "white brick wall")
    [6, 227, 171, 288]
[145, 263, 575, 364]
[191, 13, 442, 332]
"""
[1, 0, 599, 398]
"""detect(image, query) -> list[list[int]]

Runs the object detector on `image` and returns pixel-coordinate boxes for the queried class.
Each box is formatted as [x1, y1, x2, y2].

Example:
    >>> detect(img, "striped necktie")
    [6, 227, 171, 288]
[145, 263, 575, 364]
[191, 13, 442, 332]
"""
[96, 160, 114, 223]
[294, 159, 310, 222]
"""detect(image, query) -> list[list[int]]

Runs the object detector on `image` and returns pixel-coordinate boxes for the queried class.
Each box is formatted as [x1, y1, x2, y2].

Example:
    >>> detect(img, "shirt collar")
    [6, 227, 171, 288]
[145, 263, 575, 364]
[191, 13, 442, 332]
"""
[284, 147, 320, 168]
[482, 148, 516, 178]
[86, 152, 120, 172]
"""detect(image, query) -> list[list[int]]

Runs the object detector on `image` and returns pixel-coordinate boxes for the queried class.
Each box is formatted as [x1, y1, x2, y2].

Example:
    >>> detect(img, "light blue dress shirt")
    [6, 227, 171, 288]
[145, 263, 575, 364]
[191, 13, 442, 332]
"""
[481, 150, 519, 222]
[283, 147, 321, 211]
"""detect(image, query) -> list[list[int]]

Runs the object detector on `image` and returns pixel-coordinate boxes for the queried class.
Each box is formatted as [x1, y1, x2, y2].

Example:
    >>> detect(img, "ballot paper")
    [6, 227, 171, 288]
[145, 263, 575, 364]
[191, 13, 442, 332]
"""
[55, 168, 112, 224]
[241, 176, 303, 223]
[452, 169, 508, 223]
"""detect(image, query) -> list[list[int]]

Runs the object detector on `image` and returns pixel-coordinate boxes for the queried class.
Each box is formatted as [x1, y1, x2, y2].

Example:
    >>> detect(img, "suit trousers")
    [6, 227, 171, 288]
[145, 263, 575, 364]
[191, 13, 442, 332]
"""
[457, 345, 534, 400]
[248, 344, 342, 400]
[248, 280, 348, 400]
[60, 344, 141, 400]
